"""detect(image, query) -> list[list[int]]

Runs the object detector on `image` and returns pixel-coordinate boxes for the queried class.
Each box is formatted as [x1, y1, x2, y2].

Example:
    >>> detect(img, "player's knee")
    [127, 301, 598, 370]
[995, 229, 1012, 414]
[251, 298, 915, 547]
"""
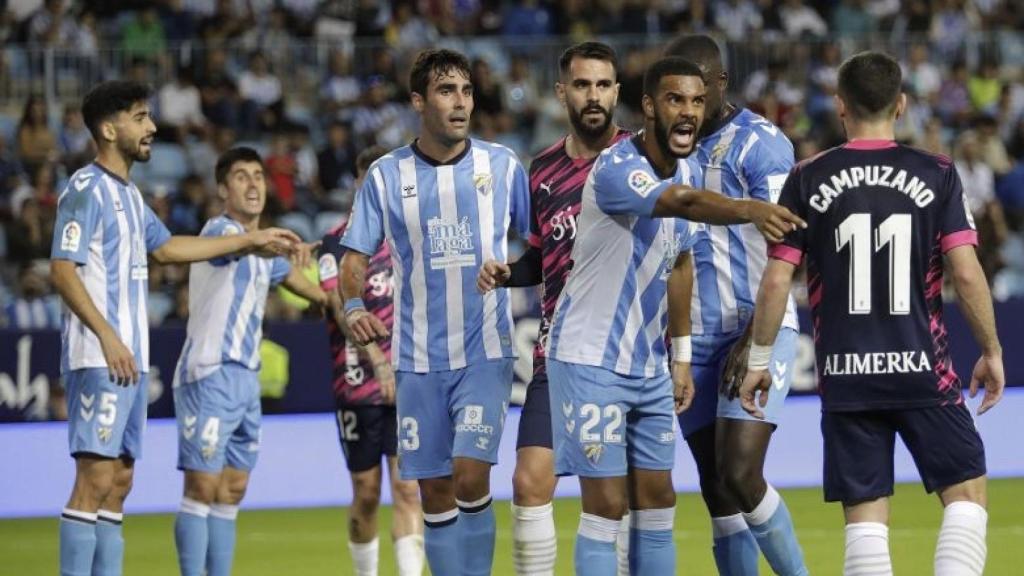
[391, 479, 420, 511]
[75, 470, 115, 505]
[939, 476, 987, 508]
[512, 463, 554, 506]
[453, 461, 491, 502]
[719, 458, 763, 508]
[219, 477, 248, 506]
[183, 472, 219, 504]
[418, 478, 455, 513]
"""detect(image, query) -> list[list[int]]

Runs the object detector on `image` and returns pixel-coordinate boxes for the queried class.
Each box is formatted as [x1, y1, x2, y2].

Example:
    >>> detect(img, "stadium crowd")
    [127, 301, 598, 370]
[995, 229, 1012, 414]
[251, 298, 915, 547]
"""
[2, 0, 1024, 330]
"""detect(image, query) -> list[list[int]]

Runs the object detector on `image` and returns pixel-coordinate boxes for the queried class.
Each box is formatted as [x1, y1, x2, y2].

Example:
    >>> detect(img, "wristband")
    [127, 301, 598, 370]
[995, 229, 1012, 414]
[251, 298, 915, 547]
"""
[344, 298, 366, 314]
[747, 343, 773, 371]
[671, 336, 692, 363]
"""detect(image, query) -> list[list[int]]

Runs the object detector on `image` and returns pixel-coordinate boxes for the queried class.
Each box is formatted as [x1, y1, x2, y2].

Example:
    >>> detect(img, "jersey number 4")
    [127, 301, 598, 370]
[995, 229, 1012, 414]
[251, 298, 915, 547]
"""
[835, 213, 911, 316]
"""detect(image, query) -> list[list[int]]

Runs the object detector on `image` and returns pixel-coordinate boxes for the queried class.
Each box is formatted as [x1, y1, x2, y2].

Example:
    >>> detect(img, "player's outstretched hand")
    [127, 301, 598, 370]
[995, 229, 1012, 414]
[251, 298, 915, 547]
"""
[672, 361, 695, 414]
[721, 338, 751, 398]
[969, 353, 1005, 416]
[291, 241, 321, 269]
[99, 329, 138, 386]
[375, 362, 396, 405]
[477, 260, 511, 293]
[346, 309, 390, 346]
[249, 227, 301, 256]
[738, 369, 771, 419]
[748, 202, 806, 243]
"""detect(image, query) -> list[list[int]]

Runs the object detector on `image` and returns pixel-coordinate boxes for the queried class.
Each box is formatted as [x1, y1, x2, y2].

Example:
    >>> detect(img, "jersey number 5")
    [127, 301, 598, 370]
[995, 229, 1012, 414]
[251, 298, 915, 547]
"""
[835, 213, 911, 316]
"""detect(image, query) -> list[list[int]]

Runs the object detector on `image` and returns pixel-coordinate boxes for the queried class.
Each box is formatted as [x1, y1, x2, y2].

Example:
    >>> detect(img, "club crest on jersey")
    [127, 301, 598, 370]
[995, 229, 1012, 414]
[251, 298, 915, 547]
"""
[463, 405, 483, 425]
[709, 141, 730, 167]
[97, 426, 112, 443]
[222, 224, 240, 236]
[628, 169, 658, 198]
[475, 436, 490, 451]
[584, 443, 604, 464]
[474, 173, 493, 196]
[61, 221, 82, 252]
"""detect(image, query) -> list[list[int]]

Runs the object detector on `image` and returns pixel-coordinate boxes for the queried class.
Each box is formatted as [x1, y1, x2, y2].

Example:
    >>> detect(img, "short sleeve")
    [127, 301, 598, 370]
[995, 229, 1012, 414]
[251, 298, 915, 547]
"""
[340, 168, 385, 256]
[767, 165, 806, 266]
[51, 182, 103, 264]
[143, 202, 171, 252]
[593, 154, 672, 217]
[742, 137, 794, 203]
[270, 256, 291, 286]
[507, 156, 531, 236]
[318, 232, 346, 291]
[201, 217, 244, 267]
[939, 164, 978, 253]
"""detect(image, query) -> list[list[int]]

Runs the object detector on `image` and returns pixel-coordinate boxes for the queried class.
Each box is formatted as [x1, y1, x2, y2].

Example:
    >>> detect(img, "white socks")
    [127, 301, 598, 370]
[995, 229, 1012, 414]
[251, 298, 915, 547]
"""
[394, 534, 425, 576]
[616, 512, 630, 576]
[935, 501, 987, 576]
[512, 502, 557, 575]
[349, 537, 379, 576]
[743, 484, 781, 527]
[844, 522, 891, 576]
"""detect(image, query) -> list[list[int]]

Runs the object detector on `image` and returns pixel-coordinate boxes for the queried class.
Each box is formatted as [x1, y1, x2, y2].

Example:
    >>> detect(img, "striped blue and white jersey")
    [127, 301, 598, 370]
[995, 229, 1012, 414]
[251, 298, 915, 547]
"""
[175, 215, 291, 384]
[341, 139, 531, 373]
[51, 163, 172, 373]
[548, 135, 698, 378]
[690, 108, 799, 336]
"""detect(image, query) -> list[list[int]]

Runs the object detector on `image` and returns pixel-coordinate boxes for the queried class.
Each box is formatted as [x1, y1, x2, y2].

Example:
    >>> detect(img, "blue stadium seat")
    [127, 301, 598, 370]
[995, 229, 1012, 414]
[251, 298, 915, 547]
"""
[277, 212, 315, 242]
[134, 143, 189, 192]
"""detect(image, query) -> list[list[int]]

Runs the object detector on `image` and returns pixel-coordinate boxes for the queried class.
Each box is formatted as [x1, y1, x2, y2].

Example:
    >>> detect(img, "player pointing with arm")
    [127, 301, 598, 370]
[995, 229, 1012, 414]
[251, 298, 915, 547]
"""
[52, 81, 298, 576]
[740, 51, 1003, 576]
[544, 57, 803, 576]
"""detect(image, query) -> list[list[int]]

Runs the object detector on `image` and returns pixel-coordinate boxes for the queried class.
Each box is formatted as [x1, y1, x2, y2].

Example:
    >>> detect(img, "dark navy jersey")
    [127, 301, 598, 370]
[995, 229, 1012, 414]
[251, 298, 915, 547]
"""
[770, 140, 978, 411]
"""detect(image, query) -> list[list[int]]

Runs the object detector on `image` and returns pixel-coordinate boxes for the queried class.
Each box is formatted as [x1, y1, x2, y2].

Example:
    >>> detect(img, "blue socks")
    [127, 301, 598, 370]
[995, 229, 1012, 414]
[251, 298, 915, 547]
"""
[743, 485, 809, 576]
[458, 495, 496, 576]
[93, 510, 124, 576]
[712, 513, 760, 576]
[174, 498, 210, 576]
[576, 513, 619, 576]
[60, 509, 97, 576]
[629, 508, 676, 575]
[207, 504, 239, 576]
[423, 508, 461, 575]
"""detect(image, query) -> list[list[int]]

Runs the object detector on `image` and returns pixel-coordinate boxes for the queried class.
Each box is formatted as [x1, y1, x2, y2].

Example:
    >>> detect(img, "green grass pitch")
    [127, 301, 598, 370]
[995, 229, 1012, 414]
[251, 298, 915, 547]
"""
[3, 479, 1022, 574]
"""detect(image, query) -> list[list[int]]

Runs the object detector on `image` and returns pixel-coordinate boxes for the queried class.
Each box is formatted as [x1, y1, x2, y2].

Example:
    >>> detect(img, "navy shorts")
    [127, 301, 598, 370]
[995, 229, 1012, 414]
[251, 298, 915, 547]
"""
[336, 403, 398, 473]
[822, 403, 986, 503]
[516, 370, 552, 450]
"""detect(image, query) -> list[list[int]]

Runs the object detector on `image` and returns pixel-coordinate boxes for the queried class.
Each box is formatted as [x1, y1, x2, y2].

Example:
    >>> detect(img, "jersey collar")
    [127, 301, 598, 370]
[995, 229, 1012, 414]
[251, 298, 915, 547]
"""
[91, 161, 129, 186]
[411, 138, 472, 166]
[844, 139, 898, 150]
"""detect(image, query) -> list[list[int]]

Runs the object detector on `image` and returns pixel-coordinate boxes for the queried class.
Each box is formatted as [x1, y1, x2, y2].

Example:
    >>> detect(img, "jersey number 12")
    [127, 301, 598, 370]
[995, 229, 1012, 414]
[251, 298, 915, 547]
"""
[835, 213, 911, 316]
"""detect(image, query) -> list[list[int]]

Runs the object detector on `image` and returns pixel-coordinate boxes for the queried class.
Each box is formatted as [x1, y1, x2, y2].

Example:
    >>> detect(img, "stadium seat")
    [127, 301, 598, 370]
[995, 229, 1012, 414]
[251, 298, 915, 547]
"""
[313, 211, 345, 238]
[277, 212, 315, 242]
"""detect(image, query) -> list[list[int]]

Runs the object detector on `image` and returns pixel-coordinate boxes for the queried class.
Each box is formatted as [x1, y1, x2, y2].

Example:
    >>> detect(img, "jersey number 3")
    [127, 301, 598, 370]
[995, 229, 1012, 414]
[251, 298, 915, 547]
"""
[835, 213, 911, 316]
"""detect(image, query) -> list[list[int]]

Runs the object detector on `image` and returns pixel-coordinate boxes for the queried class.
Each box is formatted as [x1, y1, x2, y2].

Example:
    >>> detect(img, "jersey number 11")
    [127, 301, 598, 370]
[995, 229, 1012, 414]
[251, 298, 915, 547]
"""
[835, 213, 912, 316]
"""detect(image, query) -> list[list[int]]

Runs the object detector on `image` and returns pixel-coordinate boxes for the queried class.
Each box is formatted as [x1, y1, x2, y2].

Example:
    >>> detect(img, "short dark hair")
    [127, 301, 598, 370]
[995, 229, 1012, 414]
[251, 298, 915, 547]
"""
[643, 57, 704, 98]
[81, 80, 152, 139]
[559, 41, 618, 78]
[837, 51, 902, 121]
[356, 145, 388, 176]
[662, 34, 722, 74]
[215, 147, 264, 185]
[409, 49, 471, 97]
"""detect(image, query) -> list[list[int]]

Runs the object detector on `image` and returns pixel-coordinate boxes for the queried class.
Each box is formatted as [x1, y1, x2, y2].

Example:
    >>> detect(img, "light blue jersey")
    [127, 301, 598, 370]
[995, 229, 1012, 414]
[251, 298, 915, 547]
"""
[51, 163, 171, 374]
[548, 135, 697, 378]
[689, 108, 799, 335]
[174, 215, 291, 384]
[341, 139, 531, 373]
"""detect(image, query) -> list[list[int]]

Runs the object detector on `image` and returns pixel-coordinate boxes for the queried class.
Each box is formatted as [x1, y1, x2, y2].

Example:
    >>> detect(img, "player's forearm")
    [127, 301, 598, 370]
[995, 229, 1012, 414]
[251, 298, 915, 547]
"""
[667, 251, 694, 337]
[282, 269, 327, 306]
[339, 252, 370, 304]
[50, 260, 117, 340]
[151, 234, 255, 264]
[506, 245, 543, 287]
[360, 342, 388, 366]
[950, 250, 1002, 356]
[750, 259, 795, 347]
[653, 186, 753, 224]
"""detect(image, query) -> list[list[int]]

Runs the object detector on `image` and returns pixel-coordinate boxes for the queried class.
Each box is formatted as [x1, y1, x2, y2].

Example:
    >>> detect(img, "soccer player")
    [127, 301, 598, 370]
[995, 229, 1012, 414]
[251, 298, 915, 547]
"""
[663, 34, 808, 575]
[171, 147, 328, 576]
[319, 145, 425, 576]
[51, 81, 298, 576]
[739, 51, 1004, 576]
[476, 41, 631, 576]
[339, 49, 530, 576]
[545, 57, 805, 576]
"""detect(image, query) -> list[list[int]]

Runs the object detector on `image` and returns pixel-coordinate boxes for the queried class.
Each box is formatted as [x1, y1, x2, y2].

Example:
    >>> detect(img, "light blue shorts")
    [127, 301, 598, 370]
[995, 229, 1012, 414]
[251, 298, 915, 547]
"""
[395, 359, 514, 481]
[174, 364, 261, 473]
[66, 368, 149, 460]
[678, 327, 799, 437]
[548, 359, 676, 478]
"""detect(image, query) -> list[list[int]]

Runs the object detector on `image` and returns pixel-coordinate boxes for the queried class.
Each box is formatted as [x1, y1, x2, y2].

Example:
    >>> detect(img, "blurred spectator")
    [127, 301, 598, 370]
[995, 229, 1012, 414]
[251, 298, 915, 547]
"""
[936, 61, 972, 127]
[471, 58, 510, 137]
[200, 0, 251, 42]
[238, 52, 284, 135]
[147, 263, 174, 325]
[831, 0, 875, 38]
[76, 11, 100, 58]
[0, 134, 21, 200]
[713, 0, 763, 42]
[351, 76, 409, 149]
[28, 0, 77, 48]
[974, 115, 1013, 176]
[320, 50, 362, 117]
[157, 67, 208, 142]
[903, 44, 942, 102]
[16, 95, 56, 176]
[503, 0, 553, 37]
[241, 6, 294, 61]
[4, 264, 61, 330]
[930, 0, 978, 61]
[196, 48, 241, 130]
[744, 57, 804, 109]
[121, 7, 167, 63]
[58, 105, 93, 172]
[266, 132, 298, 211]
[6, 196, 51, 265]
[504, 55, 540, 133]
[807, 43, 841, 123]
[160, 0, 198, 43]
[189, 125, 237, 191]
[968, 58, 1003, 114]
[778, 0, 828, 39]
[956, 131, 1008, 279]
[385, 1, 440, 50]
[169, 174, 208, 234]
[316, 121, 357, 195]
[918, 117, 951, 157]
